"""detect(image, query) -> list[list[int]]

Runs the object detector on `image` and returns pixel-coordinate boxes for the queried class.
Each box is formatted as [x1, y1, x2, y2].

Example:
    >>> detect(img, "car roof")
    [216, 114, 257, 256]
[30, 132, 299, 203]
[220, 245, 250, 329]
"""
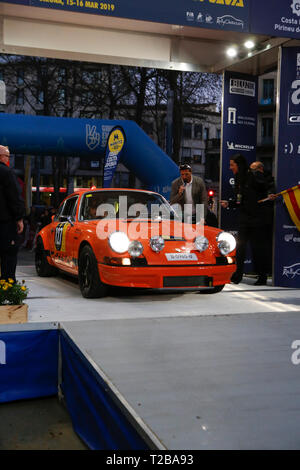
[68, 187, 159, 197]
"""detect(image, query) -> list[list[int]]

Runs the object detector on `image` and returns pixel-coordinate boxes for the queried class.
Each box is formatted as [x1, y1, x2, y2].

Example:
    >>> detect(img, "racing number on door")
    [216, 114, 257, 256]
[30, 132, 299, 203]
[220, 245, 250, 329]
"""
[54, 222, 69, 251]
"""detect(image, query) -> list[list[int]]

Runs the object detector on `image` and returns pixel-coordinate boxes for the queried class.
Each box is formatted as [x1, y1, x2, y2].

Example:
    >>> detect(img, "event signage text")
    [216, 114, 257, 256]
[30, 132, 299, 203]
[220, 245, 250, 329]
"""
[221, 71, 258, 270]
[274, 47, 300, 288]
[250, 0, 300, 40]
[3, 0, 250, 33]
[5, 0, 300, 39]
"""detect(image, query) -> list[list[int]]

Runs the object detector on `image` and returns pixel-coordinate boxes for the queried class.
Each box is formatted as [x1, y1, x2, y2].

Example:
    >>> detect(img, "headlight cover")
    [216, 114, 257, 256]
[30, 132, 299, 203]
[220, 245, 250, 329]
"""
[149, 236, 165, 252]
[217, 232, 236, 255]
[109, 231, 130, 254]
[128, 241, 144, 258]
[194, 236, 209, 252]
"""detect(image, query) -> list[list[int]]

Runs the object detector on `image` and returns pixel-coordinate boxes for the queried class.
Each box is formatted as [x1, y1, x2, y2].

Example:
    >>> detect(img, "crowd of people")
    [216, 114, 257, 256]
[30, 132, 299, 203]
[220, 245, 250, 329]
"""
[20, 206, 55, 251]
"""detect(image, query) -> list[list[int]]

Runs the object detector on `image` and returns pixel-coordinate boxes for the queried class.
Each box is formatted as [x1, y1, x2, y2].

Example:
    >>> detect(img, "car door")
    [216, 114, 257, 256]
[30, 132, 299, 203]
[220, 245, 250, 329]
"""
[51, 195, 79, 271]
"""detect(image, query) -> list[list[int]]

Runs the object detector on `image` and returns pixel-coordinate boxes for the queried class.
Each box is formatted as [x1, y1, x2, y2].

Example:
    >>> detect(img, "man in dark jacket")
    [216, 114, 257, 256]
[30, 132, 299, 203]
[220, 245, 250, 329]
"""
[0, 145, 25, 282]
[221, 154, 274, 286]
[170, 163, 208, 223]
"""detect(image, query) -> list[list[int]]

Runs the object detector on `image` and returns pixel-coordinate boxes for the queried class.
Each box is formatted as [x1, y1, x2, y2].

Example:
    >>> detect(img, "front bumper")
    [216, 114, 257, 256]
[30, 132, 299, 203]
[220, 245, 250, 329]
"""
[98, 263, 236, 289]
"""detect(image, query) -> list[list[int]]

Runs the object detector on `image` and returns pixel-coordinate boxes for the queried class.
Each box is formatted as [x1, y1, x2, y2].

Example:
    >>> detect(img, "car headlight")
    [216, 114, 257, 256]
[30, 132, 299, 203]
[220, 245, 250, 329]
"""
[109, 231, 130, 254]
[128, 241, 144, 258]
[194, 236, 209, 252]
[217, 232, 236, 255]
[149, 236, 165, 252]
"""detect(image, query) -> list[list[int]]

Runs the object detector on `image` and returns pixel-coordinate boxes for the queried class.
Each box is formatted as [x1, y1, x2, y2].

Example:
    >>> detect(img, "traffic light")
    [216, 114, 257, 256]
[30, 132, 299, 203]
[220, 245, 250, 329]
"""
[208, 189, 215, 208]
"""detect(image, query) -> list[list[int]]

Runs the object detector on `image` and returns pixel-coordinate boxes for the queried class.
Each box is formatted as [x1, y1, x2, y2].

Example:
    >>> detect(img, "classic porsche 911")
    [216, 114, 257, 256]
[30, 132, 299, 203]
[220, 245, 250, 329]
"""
[35, 188, 236, 298]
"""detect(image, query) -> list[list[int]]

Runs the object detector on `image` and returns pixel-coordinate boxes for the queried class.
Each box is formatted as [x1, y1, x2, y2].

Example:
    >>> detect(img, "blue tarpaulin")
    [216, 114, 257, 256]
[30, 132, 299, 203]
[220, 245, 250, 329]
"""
[60, 331, 150, 450]
[0, 326, 153, 449]
[0, 329, 58, 403]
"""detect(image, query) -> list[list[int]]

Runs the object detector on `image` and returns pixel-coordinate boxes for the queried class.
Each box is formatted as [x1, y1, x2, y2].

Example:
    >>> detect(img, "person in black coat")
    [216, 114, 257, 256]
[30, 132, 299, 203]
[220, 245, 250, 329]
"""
[0, 145, 25, 282]
[221, 154, 274, 285]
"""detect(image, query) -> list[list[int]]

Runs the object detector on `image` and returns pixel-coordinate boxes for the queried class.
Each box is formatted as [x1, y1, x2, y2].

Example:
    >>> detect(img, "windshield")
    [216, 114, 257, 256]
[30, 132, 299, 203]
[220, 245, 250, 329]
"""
[80, 190, 178, 221]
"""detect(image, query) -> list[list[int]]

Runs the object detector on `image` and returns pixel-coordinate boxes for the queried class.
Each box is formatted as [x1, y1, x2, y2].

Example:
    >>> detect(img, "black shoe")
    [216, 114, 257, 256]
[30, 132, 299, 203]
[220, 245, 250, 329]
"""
[254, 276, 267, 286]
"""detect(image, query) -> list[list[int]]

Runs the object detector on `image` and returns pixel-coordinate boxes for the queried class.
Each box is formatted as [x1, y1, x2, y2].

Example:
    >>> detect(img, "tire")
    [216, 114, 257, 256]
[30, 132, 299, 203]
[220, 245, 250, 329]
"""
[78, 245, 108, 298]
[35, 238, 57, 277]
[200, 284, 225, 294]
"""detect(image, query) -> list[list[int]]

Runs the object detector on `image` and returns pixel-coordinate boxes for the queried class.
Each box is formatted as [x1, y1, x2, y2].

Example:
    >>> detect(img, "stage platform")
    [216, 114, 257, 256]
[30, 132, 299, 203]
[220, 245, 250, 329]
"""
[1, 254, 300, 449]
[61, 312, 300, 450]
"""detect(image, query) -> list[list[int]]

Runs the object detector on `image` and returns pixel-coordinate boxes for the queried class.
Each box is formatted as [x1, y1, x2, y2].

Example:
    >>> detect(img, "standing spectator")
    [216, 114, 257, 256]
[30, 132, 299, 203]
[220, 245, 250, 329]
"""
[221, 153, 272, 286]
[170, 163, 208, 223]
[249, 161, 276, 278]
[0, 145, 25, 282]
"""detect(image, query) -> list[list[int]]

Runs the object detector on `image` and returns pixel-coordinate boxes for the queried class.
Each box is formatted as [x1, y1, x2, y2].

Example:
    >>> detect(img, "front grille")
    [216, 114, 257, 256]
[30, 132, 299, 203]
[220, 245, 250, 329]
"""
[163, 276, 213, 288]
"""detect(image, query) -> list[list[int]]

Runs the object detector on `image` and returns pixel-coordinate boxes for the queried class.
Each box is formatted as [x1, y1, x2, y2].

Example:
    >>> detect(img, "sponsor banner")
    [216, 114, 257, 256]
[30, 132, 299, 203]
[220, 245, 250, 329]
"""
[103, 126, 125, 188]
[250, 0, 300, 40]
[274, 47, 300, 288]
[5, 0, 300, 40]
[220, 71, 258, 272]
[4, 0, 250, 32]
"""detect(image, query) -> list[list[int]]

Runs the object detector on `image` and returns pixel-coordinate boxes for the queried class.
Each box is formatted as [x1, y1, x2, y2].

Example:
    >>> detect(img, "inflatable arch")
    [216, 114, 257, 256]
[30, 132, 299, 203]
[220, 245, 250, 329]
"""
[0, 113, 179, 199]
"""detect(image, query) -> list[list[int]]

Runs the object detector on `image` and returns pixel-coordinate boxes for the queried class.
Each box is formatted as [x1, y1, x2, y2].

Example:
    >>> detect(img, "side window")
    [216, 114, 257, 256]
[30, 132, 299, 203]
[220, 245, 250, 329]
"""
[59, 197, 78, 221]
[54, 203, 64, 222]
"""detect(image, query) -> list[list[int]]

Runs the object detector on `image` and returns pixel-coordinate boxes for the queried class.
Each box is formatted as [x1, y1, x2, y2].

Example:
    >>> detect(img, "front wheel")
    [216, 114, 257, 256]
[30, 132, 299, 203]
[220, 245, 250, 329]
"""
[35, 238, 57, 277]
[78, 245, 108, 298]
[200, 284, 225, 294]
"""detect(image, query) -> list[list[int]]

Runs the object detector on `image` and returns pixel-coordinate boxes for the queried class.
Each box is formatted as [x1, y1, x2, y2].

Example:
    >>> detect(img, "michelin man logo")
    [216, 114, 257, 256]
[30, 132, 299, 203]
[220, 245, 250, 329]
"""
[291, 0, 300, 17]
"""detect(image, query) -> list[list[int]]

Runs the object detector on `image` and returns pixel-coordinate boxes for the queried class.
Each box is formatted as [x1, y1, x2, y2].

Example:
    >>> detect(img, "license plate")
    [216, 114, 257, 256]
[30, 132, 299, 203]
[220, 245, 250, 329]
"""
[165, 253, 198, 261]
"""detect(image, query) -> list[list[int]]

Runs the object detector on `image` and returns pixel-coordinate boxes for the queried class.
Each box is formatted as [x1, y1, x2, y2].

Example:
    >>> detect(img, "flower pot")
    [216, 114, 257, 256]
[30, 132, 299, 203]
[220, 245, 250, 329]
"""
[0, 303, 28, 324]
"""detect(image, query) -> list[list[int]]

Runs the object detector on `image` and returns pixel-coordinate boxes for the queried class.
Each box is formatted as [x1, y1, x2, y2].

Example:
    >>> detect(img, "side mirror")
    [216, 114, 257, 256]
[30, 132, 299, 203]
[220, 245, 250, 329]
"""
[67, 216, 75, 227]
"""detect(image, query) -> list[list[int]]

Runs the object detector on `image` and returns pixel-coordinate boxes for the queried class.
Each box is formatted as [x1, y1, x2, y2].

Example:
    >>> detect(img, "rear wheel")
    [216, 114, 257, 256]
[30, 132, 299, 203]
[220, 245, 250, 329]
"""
[35, 238, 57, 277]
[78, 245, 108, 298]
[200, 284, 225, 294]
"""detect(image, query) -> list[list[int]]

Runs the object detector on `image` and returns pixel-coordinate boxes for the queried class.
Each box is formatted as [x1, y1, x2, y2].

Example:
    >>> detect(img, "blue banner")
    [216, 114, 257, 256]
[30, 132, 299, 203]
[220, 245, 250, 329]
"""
[5, 0, 300, 39]
[221, 71, 258, 224]
[220, 71, 258, 271]
[250, 0, 300, 40]
[4, 0, 250, 32]
[274, 47, 300, 288]
[103, 126, 126, 188]
[0, 329, 58, 403]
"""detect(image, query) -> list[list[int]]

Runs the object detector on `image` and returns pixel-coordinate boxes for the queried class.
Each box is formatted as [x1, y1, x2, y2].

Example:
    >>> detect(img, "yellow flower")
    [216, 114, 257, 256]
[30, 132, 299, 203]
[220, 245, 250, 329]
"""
[3, 286, 8, 291]
[0, 280, 5, 285]
[8, 278, 14, 284]
[21, 286, 27, 291]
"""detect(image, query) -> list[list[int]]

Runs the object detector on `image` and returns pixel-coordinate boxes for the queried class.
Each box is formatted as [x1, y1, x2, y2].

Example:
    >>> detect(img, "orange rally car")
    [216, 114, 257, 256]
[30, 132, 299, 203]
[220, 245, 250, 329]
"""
[35, 188, 236, 298]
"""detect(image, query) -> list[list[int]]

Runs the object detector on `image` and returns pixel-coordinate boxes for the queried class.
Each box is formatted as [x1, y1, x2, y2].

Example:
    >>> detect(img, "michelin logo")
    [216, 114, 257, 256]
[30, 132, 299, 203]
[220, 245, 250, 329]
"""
[283, 262, 300, 278]
[227, 141, 254, 152]
[217, 15, 244, 28]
